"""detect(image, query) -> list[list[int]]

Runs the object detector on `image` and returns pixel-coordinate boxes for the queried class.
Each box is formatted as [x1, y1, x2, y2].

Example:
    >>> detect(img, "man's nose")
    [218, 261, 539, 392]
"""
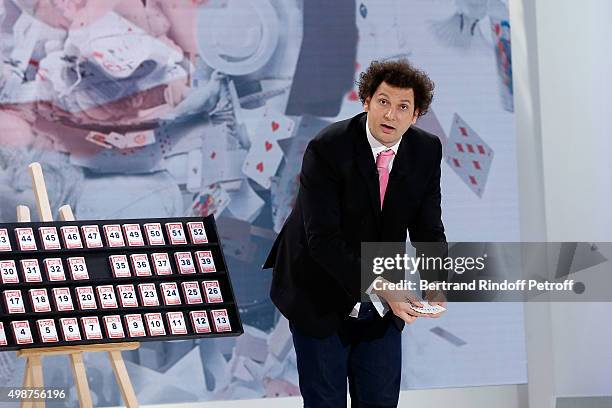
[384, 107, 396, 120]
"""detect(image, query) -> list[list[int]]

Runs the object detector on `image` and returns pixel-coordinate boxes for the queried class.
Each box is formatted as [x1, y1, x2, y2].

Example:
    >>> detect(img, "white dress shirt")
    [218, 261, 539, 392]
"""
[349, 118, 401, 318]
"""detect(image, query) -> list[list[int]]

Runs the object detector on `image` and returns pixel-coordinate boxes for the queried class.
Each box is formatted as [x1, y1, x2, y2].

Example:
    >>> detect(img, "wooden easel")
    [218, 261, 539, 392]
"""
[16, 162, 140, 408]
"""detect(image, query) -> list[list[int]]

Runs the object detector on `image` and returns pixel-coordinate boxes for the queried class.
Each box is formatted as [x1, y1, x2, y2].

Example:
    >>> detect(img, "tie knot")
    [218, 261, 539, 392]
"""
[376, 149, 395, 169]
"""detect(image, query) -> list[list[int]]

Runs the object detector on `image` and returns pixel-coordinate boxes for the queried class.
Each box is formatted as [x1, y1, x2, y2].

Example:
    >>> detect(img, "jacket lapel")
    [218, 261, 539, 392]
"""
[353, 114, 382, 225]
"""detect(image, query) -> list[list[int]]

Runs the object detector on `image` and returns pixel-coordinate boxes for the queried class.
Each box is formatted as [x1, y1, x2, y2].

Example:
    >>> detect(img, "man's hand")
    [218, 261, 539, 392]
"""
[373, 284, 431, 324]
[423, 289, 447, 318]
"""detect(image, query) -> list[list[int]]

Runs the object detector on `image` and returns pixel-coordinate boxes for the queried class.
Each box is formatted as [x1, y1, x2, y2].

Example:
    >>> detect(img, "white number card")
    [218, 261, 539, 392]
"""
[43, 258, 66, 281]
[81, 225, 103, 248]
[109, 255, 131, 278]
[12, 321, 33, 344]
[37, 319, 59, 343]
[195, 250, 216, 273]
[15, 227, 37, 251]
[103, 315, 125, 339]
[124, 314, 146, 337]
[0, 260, 18, 284]
[60, 226, 83, 249]
[0, 229, 11, 251]
[80, 316, 103, 340]
[143, 223, 165, 245]
[123, 224, 145, 246]
[117, 284, 138, 308]
[187, 221, 208, 244]
[60, 317, 81, 341]
[202, 280, 223, 303]
[166, 311, 188, 335]
[160, 282, 181, 306]
[130, 254, 152, 276]
[96, 285, 118, 309]
[211, 309, 232, 332]
[76, 286, 97, 310]
[138, 283, 159, 306]
[4, 290, 25, 313]
[166, 222, 187, 245]
[181, 281, 203, 304]
[39, 226, 61, 250]
[151, 253, 172, 275]
[174, 252, 196, 274]
[20, 259, 42, 283]
[52, 287, 74, 311]
[67, 257, 89, 280]
[0, 322, 7, 346]
[29, 288, 51, 313]
[103, 224, 125, 247]
[189, 311, 212, 334]
[144, 313, 166, 336]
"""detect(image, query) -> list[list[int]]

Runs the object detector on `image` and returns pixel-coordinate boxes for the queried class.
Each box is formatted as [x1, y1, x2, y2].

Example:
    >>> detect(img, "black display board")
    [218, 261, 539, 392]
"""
[0, 215, 243, 350]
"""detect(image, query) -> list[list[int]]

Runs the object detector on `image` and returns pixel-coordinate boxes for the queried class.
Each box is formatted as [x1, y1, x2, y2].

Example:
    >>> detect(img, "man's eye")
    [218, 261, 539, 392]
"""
[400, 105, 409, 110]
[379, 99, 387, 105]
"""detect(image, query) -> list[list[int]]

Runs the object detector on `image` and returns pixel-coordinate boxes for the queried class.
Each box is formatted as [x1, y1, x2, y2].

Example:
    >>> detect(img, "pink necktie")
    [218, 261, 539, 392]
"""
[376, 149, 395, 209]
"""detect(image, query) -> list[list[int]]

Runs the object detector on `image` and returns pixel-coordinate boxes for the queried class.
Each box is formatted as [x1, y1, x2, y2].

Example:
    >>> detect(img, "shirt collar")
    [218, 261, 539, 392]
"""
[366, 116, 401, 155]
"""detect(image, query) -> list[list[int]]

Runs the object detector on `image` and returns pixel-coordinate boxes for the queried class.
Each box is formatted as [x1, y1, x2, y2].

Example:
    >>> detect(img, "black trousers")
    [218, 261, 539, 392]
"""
[290, 314, 402, 408]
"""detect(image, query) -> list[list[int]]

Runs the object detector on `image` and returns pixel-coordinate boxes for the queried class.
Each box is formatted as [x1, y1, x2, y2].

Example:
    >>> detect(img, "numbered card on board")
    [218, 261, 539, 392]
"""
[4, 290, 25, 313]
[39, 226, 61, 250]
[20, 259, 42, 283]
[174, 252, 196, 274]
[52, 287, 74, 311]
[123, 224, 145, 246]
[76, 286, 97, 310]
[144, 313, 166, 336]
[130, 254, 152, 276]
[124, 314, 146, 337]
[166, 311, 188, 335]
[151, 253, 172, 275]
[138, 283, 159, 307]
[43, 258, 66, 281]
[117, 284, 138, 308]
[29, 288, 51, 313]
[0, 322, 7, 346]
[103, 224, 125, 247]
[187, 221, 208, 244]
[37, 319, 59, 343]
[96, 285, 118, 309]
[11, 321, 33, 344]
[82, 225, 103, 248]
[15, 227, 36, 251]
[211, 309, 232, 332]
[60, 317, 81, 341]
[109, 255, 131, 278]
[181, 281, 203, 304]
[143, 223, 165, 245]
[0, 260, 19, 284]
[60, 226, 83, 249]
[166, 222, 187, 245]
[67, 257, 89, 280]
[189, 311, 212, 334]
[103, 315, 125, 339]
[160, 282, 181, 305]
[202, 280, 223, 303]
[81, 316, 103, 340]
[0, 229, 11, 251]
[195, 251, 216, 273]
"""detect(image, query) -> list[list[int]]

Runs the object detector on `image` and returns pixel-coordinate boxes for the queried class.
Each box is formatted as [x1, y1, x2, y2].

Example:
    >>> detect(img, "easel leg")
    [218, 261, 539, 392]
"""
[20, 358, 33, 408]
[108, 351, 139, 408]
[29, 356, 45, 408]
[69, 353, 93, 408]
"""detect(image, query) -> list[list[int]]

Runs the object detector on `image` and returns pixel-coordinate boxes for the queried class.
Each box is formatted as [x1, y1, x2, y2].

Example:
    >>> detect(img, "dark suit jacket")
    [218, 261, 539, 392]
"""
[263, 112, 447, 338]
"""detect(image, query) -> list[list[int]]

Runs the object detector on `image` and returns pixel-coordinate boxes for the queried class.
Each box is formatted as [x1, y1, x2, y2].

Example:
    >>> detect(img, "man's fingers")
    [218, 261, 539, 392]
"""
[396, 311, 417, 324]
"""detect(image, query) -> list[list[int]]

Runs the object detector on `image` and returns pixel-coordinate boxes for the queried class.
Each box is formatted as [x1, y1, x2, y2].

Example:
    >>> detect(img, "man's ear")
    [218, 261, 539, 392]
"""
[363, 96, 371, 112]
[412, 109, 420, 125]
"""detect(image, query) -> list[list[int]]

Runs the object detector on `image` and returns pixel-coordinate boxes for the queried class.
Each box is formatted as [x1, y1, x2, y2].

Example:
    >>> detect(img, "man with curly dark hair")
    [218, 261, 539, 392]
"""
[264, 59, 447, 407]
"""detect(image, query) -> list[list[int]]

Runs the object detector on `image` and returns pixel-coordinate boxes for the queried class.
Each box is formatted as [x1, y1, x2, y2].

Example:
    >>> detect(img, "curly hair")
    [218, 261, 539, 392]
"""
[357, 59, 435, 117]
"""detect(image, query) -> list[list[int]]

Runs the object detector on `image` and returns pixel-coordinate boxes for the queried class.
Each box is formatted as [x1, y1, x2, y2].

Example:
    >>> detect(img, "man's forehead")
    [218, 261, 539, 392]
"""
[374, 83, 414, 101]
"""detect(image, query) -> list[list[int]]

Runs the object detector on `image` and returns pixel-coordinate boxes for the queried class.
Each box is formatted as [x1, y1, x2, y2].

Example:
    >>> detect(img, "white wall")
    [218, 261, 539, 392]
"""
[514, 0, 612, 406]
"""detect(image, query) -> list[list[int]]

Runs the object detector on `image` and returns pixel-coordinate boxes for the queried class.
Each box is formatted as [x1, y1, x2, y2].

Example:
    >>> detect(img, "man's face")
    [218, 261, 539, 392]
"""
[364, 81, 419, 146]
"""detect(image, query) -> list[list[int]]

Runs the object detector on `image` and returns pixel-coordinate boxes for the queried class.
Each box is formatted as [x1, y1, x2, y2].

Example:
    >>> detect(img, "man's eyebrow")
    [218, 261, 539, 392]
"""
[377, 92, 412, 104]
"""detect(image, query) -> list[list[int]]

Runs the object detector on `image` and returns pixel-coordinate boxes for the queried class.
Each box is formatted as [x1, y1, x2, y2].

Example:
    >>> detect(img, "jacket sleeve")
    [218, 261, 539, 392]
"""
[298, 140, 361, 304]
